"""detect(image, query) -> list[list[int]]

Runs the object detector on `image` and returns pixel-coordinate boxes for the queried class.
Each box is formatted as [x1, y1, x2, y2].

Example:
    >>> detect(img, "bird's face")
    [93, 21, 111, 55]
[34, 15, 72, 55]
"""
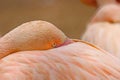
[38, 25, 73, 49]
[41, 32, 68, 49]
[1, 20, 72, 51]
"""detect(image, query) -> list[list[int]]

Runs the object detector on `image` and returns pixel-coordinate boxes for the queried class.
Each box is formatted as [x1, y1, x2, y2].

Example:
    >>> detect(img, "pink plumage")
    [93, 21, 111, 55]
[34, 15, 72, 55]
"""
[0, 42, 120, 80]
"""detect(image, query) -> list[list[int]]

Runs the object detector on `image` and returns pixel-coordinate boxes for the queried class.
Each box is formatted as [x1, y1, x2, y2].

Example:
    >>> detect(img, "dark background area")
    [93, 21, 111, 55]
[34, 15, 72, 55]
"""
[0, 0, 95, 38]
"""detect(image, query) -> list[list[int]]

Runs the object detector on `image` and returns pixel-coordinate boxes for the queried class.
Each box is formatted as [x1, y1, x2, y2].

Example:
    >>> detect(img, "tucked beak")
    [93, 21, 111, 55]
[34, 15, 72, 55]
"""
[55, 38, 74, 48]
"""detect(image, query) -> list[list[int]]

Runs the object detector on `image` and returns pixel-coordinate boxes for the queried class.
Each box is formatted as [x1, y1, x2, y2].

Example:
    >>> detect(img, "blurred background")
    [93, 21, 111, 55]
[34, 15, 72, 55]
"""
[0, 0, 95, 38]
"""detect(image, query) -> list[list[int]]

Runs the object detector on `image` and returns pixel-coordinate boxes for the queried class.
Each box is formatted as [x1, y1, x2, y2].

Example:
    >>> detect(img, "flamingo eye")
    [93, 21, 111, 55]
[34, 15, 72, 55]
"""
[52, 43, 57, 48]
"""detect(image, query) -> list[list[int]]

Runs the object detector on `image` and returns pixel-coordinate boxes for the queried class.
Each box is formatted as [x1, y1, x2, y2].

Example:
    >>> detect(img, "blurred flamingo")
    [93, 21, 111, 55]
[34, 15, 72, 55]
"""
[82, 0, 120, 58]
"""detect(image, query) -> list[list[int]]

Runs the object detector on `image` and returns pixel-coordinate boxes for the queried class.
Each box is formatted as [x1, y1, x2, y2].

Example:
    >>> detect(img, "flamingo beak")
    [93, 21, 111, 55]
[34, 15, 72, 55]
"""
[55, 38, 74, 48]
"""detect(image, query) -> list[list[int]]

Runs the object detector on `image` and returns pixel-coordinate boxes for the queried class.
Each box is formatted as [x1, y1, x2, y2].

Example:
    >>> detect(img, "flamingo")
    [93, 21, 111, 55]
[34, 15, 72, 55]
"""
[0, 20, 73, 59]
[0, 1, 120, 79]
[0, 20, 119, 80]
[81, 0, 120, 58]
[0, 40, 120, 80]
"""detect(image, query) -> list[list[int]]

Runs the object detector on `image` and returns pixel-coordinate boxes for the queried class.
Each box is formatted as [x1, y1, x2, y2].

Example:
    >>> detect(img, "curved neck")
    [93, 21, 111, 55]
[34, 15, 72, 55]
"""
[0, 39, 16, 59]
